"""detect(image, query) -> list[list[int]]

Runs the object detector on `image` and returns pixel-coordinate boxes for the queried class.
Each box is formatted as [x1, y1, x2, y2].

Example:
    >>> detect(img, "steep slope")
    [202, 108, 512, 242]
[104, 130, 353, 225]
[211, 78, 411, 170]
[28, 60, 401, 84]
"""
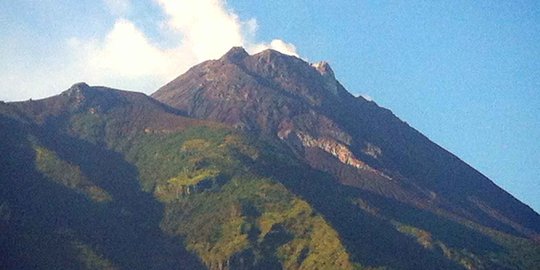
[1, 83, 203, 269]
[0, 83, 356, 269]
[1, 48, 539, 269]
[153, 47, 540, 269]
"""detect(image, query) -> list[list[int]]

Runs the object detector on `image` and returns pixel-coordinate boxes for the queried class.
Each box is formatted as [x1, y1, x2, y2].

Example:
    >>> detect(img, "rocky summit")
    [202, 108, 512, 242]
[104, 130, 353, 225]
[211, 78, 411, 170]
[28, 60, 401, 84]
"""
[1, 47, 539, 270]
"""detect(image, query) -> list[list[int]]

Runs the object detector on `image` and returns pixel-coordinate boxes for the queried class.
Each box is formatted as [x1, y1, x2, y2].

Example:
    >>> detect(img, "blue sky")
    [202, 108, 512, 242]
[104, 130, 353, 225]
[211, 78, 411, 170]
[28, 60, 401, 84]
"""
[1, 0, 539, 212]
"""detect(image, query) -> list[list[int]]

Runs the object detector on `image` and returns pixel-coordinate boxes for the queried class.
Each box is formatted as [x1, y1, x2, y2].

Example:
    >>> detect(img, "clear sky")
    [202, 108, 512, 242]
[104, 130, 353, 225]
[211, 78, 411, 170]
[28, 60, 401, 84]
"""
[1, 1, 539, 212]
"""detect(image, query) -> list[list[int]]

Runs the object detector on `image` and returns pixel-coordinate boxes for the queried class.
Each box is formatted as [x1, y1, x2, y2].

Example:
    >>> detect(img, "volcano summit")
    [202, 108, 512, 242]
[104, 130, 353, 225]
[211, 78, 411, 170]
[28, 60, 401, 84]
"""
[1, 48, 538, 270]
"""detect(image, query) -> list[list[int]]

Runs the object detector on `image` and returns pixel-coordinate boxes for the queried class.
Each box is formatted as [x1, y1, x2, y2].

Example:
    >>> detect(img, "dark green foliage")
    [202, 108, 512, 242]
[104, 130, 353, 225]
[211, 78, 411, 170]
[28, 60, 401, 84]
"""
[160, 176, 353, 269]
[126, 127, 354, 269]
[69, 112, 106, 145]
[34, 144, 112, 202]
[1, 76, 539, 270]
[2, 103, 356, 269]
[124, 126, 233, 192]
[0, 114, 205, 269]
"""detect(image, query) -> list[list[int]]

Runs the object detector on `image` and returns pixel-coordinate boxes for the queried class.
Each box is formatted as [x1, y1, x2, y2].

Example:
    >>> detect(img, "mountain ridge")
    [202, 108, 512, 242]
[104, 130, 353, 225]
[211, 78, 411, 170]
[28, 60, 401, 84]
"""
[1, 47, 538, 269]
[153, 47, 539, 238]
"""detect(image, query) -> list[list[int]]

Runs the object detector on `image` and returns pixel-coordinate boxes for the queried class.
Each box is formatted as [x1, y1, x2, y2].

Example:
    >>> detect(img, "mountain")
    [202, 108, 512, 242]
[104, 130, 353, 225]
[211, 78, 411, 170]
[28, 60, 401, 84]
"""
[154, 47, 539, 234]
[1, 48, 539, 269]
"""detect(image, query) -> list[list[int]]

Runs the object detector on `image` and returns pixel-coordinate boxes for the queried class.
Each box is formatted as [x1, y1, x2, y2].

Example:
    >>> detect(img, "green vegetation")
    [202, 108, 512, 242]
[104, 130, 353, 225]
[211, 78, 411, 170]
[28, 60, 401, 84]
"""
[71, 241, 118, 270]
[60, 99, 357, 269]
[4, 90, 538, 270]
[393, 221, 434, 249]
[436, 212, 540, 269]
[124, 126, 232, 192]
[390, 219, 540, 270]
[126, 126, 354, 269]
[34, 145, 112, 202]
[481, 226, 540, 270]
[154, 167, 221, 202]
[161, 177, 353, 270]
[69, 111, 106, 145]
[392, 221, 483, 269]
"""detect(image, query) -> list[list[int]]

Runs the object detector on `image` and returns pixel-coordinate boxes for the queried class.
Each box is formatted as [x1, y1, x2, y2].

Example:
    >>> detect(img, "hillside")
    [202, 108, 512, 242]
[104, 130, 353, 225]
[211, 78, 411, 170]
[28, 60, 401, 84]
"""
[153, 47, 540, 269]
[0, 48, 539, 269]
[154, 47, 539, 235]
[0, 83, 354, 269]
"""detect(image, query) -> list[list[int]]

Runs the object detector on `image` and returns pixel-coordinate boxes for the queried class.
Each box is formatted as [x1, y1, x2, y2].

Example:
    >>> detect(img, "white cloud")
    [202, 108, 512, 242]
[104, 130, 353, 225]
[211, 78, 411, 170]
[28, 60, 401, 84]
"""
[83, 19, 181, 78]
[156, 0, 245, 60]
[0, 62, 80, 101]
[68, 19, 186, 92]
[74, 0, 300, 94]
[0, 0, 300, 101]
[248, 39, 299, 57]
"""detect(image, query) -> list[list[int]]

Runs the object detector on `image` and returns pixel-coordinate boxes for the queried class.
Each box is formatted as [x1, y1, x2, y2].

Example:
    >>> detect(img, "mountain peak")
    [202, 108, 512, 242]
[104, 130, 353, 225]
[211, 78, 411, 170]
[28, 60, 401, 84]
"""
[64, 82, 90, 93]
[312, 61, 335, 78]
[311, 61, 338, 95]
[220, 46, 249, 63]
[60, 82, 92, 101]
[256, 48, 282, 56]
[253, 48, 293, 62]
[3, 43, 540, 270]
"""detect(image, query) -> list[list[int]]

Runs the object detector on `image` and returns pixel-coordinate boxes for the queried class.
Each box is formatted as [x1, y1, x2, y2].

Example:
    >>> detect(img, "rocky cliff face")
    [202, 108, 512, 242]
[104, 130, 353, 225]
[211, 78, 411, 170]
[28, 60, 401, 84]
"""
[153, 47, 540, 242]
[1, 47, 539, 270]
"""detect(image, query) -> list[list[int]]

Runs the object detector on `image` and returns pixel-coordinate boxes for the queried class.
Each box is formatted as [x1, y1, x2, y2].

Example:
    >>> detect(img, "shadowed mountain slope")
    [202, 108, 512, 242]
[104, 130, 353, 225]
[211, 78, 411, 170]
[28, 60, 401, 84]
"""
[1, 83, 356, 269]
[153, 47, 539, 236]
[153, 47, 540, 269]
[0, 48, 538, 269]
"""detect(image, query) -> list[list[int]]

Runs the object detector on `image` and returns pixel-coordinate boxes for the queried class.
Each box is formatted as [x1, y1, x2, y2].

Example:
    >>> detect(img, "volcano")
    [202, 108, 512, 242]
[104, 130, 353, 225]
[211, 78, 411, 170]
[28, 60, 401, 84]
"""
[1, 47, 538, 269]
